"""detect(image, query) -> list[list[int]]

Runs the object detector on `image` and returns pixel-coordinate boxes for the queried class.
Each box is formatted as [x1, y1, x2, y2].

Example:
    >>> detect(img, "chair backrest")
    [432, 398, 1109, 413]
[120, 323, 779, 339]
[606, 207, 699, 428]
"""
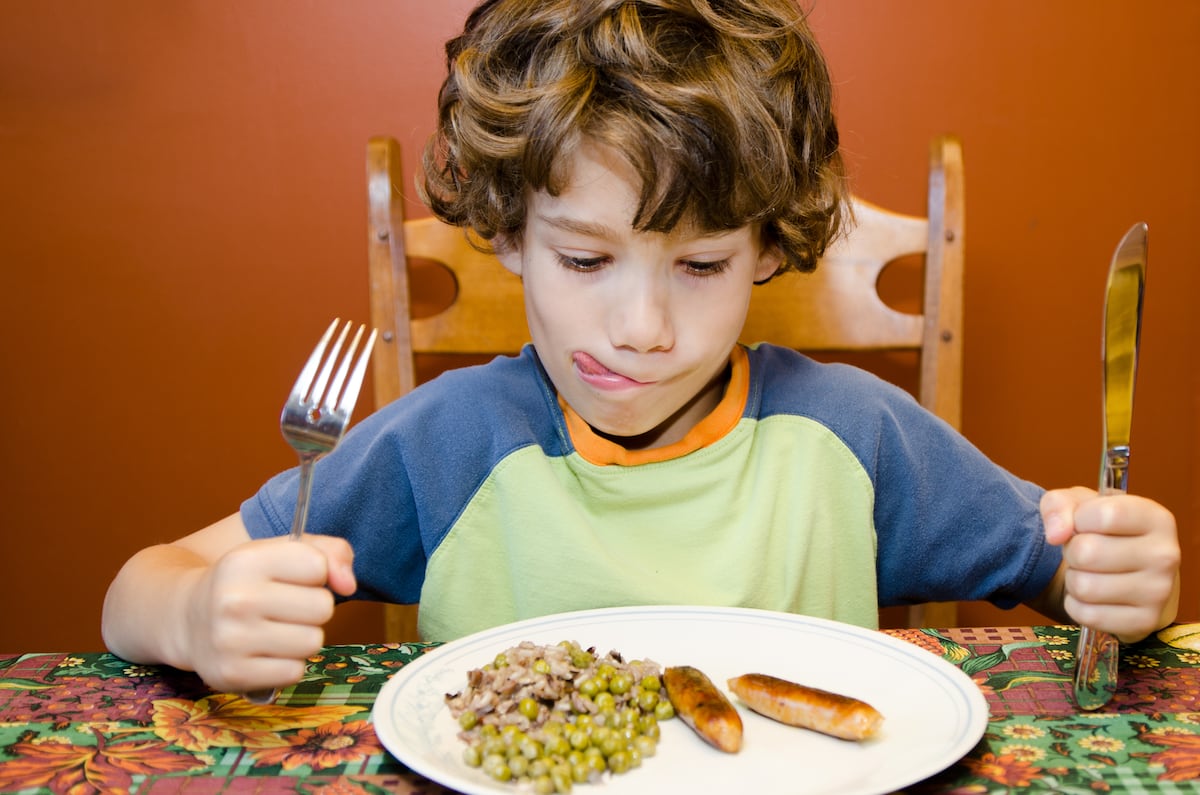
[367, 134, 964, 640]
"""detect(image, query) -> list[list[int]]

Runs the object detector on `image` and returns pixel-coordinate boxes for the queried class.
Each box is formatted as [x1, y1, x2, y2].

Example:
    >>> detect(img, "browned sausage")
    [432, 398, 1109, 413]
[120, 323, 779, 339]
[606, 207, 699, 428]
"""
[663, 665, 743, 753]
[727, 673, 883, 741]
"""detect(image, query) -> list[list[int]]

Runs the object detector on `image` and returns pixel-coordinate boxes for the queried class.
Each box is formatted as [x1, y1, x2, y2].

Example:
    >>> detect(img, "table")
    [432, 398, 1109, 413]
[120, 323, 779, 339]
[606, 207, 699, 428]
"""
[3, 624, 1199, 793]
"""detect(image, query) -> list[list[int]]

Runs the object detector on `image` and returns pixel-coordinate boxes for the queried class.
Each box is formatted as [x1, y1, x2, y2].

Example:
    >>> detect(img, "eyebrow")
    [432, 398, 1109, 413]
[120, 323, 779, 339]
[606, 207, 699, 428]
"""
[536, 213, 732, 243]
[536, 215, 619, 239]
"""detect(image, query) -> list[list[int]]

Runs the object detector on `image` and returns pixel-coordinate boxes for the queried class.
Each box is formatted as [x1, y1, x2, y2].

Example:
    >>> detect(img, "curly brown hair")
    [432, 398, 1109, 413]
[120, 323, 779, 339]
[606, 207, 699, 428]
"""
[420, 0, 847, 275]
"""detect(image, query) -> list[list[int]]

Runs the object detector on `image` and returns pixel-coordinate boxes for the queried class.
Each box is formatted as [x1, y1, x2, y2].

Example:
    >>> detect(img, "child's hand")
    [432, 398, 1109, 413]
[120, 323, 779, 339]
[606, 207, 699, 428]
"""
[1041, 487, 1179, 643]
[182, 534, 356, 693]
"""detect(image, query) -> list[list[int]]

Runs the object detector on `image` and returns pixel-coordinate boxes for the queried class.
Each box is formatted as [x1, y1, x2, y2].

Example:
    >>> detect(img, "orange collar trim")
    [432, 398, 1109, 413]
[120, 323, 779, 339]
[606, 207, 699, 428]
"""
[560, 346, 750, 466]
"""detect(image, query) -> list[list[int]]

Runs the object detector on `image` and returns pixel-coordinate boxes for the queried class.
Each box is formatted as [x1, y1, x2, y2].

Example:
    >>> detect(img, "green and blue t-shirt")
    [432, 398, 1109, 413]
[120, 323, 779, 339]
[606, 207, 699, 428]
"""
[242, 344, 1059, 641]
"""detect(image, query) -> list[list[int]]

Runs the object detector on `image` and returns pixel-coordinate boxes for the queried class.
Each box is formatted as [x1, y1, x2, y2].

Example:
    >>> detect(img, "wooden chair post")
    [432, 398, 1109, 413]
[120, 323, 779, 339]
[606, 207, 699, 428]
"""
[366, 135, 421, 643]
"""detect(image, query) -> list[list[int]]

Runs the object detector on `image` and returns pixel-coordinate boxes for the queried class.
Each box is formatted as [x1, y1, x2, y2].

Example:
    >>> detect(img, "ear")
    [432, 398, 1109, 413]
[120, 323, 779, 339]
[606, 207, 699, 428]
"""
[493, 234, 523, 276]
[753, 241, 785, 283]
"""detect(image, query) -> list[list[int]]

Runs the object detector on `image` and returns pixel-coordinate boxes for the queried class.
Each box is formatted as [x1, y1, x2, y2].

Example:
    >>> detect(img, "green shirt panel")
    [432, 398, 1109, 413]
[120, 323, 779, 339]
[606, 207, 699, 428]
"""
[418, 414, 878, 641]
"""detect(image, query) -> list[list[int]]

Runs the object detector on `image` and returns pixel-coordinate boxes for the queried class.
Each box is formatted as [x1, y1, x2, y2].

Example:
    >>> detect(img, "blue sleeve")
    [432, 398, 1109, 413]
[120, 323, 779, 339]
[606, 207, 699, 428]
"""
[865, 383, 1061, 608]
[754, 345, 1062, 609]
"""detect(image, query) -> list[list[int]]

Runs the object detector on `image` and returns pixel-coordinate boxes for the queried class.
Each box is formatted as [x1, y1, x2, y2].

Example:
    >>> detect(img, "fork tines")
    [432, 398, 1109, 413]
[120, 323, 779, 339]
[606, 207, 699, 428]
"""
[294, 319, 378, 416]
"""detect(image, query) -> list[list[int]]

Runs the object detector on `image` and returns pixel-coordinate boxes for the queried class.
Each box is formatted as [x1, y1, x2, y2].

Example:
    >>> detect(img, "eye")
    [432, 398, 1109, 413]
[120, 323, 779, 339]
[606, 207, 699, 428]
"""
[554, 252, 608, 272]
[681, 258, 732, 277]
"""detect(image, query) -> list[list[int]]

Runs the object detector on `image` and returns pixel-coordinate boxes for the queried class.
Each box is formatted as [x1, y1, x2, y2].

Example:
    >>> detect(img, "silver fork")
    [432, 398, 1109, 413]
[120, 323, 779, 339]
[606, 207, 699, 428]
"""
[243, 319, 377, 703]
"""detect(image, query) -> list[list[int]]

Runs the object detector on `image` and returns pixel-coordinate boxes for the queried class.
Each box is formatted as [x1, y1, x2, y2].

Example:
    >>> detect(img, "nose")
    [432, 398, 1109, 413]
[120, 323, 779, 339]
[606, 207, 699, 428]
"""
[608, 271, 675, 353]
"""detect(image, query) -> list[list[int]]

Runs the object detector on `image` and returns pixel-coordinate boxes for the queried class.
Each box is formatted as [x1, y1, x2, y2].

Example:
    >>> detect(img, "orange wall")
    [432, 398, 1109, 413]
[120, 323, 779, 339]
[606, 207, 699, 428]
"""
[2, 1, 1196, 650]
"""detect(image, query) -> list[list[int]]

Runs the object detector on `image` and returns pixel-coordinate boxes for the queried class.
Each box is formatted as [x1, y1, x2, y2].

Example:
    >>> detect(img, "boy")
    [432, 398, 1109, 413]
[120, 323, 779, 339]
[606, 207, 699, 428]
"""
[103, 0, 1179, 695]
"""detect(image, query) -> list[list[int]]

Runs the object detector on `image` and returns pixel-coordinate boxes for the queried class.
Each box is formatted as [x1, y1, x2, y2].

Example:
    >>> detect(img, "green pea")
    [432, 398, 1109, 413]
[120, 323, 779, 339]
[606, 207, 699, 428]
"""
[493, 653, 508, 668]
[607, 750, 631, 774]
[546, 735, 571, 757]
[533, 658, 552, 675]
[654, 700, 675, 721]
[482, 752, 507, 776]
[462, 744, 483, 767]
[551, 765, 574, 793]
[519, 697, 540, 720]
[458, 710, 479, 731]
[608, 672, 632, 695]
[519, 737, 543, 760]
[636, 689, 659, 711]
[599, 734, 624, 758]
[640, 674, 661, 692]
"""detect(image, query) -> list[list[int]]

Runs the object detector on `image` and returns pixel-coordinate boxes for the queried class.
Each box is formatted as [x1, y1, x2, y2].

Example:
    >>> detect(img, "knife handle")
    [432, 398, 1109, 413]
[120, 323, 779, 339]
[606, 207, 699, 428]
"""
[1073, 446, 1131, 710]
[1075, 626, 1120, 710]
[1101, 445, 1131, 493]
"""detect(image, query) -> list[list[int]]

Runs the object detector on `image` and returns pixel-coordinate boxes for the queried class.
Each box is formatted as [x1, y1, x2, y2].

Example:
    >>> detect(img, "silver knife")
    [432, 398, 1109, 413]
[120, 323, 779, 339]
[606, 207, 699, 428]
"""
[1073, 222, 1148, 711]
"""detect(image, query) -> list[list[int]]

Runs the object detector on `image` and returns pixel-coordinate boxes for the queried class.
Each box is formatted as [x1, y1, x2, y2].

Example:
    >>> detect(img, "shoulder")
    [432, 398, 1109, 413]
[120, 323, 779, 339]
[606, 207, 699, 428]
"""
[379, 347, 551, 420]
[743, 342, 960, 473]
[745, 343, 919, 419]
[360, 346, 567, 458]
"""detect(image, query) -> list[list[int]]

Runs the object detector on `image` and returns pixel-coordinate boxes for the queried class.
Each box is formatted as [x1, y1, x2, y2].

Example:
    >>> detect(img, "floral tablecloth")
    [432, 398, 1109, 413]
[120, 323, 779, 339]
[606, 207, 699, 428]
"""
[2, 624, 1199, 794]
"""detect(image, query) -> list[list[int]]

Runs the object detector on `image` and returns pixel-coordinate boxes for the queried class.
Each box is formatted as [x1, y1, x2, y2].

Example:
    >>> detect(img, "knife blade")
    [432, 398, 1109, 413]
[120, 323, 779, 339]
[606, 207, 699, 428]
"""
[1073, 222, 1148, 711]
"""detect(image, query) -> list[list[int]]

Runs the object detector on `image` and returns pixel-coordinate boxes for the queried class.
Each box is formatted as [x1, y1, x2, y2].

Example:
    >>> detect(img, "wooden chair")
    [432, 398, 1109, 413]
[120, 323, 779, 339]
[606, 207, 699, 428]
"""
[367, 134, 964, 641]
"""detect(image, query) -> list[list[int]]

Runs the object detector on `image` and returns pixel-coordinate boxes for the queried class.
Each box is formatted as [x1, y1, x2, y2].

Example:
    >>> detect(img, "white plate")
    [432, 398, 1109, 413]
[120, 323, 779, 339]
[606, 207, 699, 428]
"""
[372, 606, 987, 795]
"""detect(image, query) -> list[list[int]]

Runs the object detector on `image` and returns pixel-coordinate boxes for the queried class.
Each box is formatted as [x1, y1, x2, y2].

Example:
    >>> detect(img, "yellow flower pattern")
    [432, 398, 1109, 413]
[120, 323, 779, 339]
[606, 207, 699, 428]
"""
[151, 693, 366, 752]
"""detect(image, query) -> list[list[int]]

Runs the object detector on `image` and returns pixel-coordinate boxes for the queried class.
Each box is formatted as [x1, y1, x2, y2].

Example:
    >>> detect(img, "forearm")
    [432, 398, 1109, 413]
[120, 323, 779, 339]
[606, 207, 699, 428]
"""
[102, 512, 252, 670]
[101, 542, 208, 670]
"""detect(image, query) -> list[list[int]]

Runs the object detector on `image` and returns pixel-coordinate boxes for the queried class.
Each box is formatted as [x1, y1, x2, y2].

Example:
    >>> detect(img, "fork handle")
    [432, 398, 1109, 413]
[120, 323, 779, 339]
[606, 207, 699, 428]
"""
[290, 453, 320, 540]
[242, 687, 279, 704]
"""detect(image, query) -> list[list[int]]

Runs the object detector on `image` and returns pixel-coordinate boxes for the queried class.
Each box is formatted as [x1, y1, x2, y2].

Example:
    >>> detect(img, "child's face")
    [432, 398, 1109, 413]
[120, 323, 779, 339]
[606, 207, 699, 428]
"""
[497, 141, 781, 449]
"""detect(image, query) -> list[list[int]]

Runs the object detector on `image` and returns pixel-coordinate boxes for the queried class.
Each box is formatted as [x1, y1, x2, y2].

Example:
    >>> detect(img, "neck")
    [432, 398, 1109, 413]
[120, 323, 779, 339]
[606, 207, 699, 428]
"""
[593, 363, 732, 451]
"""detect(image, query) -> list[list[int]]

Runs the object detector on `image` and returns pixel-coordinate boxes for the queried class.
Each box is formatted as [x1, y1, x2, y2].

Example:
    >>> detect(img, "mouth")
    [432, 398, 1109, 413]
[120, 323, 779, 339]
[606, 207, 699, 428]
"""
[572, 352, 651, 389]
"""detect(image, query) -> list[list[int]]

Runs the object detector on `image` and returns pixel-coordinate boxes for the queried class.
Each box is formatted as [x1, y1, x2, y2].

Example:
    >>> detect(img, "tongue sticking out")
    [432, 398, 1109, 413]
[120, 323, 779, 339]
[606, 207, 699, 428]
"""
[574, 352, 612, 376]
